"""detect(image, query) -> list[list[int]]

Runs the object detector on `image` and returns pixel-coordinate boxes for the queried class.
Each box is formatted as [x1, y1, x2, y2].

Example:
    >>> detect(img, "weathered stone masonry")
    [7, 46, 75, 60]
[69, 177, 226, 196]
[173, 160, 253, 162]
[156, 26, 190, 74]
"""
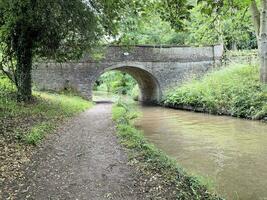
[32, 45, 224, 103]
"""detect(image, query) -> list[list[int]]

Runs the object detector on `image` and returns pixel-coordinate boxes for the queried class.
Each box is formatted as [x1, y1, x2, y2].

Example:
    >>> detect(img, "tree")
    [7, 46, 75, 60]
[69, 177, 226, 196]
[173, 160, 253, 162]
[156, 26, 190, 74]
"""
[116, 1, 255, 49]
[183, 2, 256, 49]
[200, 0, 267, 82]
[157, 0, 267, 83]
[250, 0, 267, 82]
[0, 0, 125, 102]
[116, 11, 187, 45]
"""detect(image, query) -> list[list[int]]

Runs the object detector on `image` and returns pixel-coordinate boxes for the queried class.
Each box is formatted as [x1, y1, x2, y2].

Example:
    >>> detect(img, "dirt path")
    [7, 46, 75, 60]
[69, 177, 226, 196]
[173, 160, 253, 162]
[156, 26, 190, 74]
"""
[9, 103, 141, 200]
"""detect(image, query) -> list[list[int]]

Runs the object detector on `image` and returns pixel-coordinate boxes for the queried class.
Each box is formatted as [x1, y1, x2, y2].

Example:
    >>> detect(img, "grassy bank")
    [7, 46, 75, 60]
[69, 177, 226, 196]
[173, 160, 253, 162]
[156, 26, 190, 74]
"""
[164, 64, 267, 120]
[112, 102, 222, 200]
[0, 75, 92, 186]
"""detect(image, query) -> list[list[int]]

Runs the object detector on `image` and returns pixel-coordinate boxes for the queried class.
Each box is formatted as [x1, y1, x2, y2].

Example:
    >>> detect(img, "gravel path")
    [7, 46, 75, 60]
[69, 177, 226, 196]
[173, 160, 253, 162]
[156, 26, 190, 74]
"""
[12, 103, 140, 200]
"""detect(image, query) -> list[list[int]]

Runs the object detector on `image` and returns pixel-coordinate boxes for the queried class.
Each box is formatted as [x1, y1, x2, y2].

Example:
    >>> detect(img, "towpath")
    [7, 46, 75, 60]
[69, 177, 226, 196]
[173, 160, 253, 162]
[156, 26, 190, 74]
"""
[9, 103, 141, 200]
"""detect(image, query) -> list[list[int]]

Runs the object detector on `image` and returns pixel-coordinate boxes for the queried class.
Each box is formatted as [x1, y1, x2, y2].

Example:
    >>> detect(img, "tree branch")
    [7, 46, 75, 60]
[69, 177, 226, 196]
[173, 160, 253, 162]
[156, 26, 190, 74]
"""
[0, 46, 18, 86]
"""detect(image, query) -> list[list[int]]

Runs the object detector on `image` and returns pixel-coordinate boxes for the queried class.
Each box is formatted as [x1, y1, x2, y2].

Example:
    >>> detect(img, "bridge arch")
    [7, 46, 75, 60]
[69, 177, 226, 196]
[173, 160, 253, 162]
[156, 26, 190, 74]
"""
[32, 45, 224, 104]
[92, 63, 162, 103]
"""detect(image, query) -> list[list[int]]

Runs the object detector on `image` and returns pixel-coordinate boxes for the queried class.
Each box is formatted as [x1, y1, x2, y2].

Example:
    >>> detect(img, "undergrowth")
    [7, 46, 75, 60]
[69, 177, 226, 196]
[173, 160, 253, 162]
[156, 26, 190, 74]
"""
[0, 74, 93, 145]
[0, 74, 93, 193]
[112, 102, 223, 200]
[164, 64, 267, 120]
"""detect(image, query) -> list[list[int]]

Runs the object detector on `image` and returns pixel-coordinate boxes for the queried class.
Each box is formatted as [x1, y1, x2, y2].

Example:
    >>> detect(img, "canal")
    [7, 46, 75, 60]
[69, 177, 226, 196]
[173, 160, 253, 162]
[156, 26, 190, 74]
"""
[136, 105, 267, 200]
[93, 91, 267, 199]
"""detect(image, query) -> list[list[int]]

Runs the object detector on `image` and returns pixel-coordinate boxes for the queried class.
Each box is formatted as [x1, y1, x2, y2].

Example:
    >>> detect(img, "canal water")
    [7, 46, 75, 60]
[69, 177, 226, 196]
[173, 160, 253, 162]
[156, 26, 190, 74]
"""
[136, 106, 267, 200]
[93, 91, 267, 199]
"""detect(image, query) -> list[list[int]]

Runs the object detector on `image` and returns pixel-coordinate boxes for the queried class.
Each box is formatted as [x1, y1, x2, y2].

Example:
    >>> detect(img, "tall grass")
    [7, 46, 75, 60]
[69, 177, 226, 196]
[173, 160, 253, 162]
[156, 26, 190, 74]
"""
[164, 64, 267, 120]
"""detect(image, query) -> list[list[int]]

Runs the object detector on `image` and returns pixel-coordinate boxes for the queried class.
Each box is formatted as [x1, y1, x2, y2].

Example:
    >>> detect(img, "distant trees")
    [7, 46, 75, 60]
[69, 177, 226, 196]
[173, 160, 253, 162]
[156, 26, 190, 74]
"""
[116, 12, 184, 45]
[156, 0, 267, 83]
[184, 2, 256, 49]
[95, 71, 137, 95]
[116, 1, 256, 50]
[0, 0, 127, 102]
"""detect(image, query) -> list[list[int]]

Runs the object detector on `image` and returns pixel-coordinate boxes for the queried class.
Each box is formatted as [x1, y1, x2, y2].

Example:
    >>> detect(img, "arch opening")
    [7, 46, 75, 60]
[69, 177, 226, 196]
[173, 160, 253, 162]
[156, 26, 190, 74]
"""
[92, 66, 161, 104]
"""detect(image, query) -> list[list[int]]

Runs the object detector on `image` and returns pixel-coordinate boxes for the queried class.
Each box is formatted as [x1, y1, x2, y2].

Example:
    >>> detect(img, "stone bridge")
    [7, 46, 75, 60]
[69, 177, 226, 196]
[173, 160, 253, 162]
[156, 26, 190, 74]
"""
[33, 44, 224, 103]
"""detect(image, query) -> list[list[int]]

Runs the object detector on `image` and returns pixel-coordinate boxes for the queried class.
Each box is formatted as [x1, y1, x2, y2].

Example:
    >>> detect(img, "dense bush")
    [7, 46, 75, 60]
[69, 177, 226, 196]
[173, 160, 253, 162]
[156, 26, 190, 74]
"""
[164, 64, 267, 120]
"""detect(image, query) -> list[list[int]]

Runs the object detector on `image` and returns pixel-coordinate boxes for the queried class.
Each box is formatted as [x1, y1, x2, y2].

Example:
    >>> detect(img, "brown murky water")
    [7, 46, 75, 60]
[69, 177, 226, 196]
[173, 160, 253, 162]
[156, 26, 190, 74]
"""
[136, 106, 267, 200]
[93, 92, 267, 200]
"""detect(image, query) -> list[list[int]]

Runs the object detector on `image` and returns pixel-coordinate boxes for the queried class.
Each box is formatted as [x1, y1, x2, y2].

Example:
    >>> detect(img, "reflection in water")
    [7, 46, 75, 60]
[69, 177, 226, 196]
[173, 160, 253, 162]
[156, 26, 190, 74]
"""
[136, 106, 267, 200]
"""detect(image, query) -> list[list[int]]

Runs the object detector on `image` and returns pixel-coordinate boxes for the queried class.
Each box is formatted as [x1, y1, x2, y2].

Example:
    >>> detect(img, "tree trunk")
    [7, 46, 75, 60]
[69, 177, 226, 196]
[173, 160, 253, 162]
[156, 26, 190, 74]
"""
[250, 0, 267, 83]
[14, 31, 33, 102]
[250, 0, 260, 40]
[259, 0, 267, 83]
[230, 42, 237, 50]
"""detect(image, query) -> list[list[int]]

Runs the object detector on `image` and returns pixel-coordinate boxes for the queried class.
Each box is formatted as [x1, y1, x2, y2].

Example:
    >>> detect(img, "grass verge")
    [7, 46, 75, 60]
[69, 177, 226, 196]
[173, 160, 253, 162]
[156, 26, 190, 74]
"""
[164, 64, 267, 120]
[0, 74, 93, 188]
[112, 102, 223, 200]
[0, 75, 92, 144]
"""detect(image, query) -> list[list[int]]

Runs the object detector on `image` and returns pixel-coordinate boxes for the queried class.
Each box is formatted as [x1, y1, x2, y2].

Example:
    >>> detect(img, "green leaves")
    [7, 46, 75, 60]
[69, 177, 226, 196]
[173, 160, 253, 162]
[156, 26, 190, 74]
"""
[96, 71, 137, 95]
[152, 0, 256, 48]
[0, 0, 131, 63]
[156, 0, 192, 30]
[0, 0, 135, 100]
[164, 64, 267, 119]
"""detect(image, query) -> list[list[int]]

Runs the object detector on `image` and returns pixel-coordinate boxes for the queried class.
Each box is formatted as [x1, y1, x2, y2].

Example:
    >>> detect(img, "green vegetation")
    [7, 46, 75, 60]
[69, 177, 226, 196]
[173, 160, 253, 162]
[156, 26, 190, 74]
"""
[182, 1, 256, 49]
[0, 74, 93, 145]
[117, 1, 256, 50]
[23, 92, 92, 145]
[94, 71, 139, 100]
[112, 102, 222, 200]
[0, 0, 133, 102]
[156, 0, 267, 83]
[117, 11, 187, 45]
[164, 64, 267, 120]
[0, 74, 93, 185]
[1, 0, 267, 103]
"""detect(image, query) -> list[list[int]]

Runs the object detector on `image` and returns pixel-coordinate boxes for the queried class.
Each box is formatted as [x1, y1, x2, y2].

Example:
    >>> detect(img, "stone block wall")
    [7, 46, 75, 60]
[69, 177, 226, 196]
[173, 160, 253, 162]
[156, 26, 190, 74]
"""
[32, 44, 223, 103]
